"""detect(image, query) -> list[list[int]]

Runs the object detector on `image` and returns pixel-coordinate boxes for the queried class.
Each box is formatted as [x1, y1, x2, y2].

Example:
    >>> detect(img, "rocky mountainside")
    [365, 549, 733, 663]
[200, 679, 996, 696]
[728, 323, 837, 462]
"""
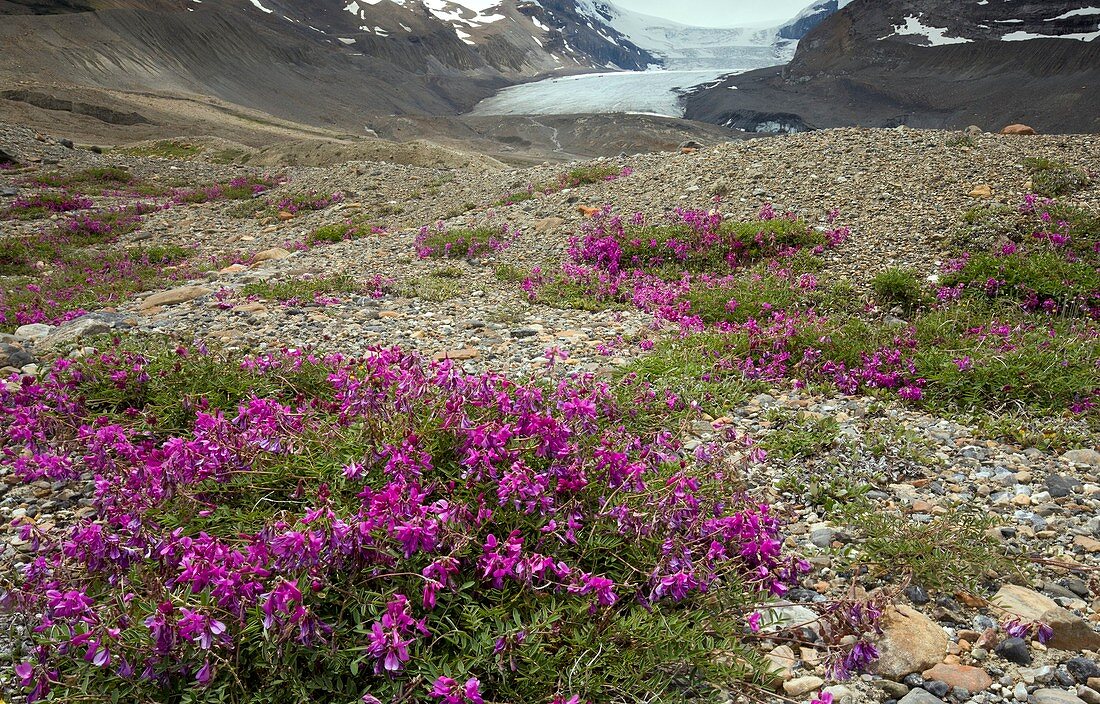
[0, 0, 666, 141]
[684, 0, 1100, 134]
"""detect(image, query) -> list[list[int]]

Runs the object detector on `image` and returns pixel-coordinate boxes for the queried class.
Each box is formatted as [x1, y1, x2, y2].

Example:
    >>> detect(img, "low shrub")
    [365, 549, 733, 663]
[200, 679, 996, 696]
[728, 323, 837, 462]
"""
[415, 224, 514, 259]
[2, 342, 814, 703]
[871, 267, 925, 312]
[1023, 157, 1091, 197]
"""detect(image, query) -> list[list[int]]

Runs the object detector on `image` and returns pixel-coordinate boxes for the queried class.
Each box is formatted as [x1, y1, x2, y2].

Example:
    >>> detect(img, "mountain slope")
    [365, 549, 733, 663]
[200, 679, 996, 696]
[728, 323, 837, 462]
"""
[0, 0, 664, 133]
[684, 0, 1100, 134]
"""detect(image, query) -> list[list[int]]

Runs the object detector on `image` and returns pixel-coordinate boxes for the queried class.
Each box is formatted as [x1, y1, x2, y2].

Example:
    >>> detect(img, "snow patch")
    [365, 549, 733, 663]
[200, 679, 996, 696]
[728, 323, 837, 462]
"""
[249, 0, 273, 14]
[880, 15, 973, 45]
[338, 37, 356, 44]
[423, 0, 505, 27]
[1002, 28, 1100, 41]
[1046, 7, 1100, 20]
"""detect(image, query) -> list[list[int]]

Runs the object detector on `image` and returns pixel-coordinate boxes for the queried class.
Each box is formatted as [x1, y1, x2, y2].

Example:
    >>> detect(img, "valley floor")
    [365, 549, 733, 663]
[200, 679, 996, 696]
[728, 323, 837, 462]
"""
[1, 123, 1099, 704]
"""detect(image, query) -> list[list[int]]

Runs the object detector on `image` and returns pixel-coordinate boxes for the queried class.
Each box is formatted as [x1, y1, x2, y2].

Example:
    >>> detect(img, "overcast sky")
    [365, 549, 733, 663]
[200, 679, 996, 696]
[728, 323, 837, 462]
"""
[613, 0, 814, 27]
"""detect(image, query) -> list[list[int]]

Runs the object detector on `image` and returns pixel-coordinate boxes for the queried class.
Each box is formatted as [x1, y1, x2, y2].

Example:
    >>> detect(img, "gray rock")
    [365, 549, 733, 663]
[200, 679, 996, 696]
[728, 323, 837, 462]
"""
[0, 342, 34, 369]
[899, 689, 945, 704]
[924, 681, 950, 698]
[1062, 450, 1100, 468]
[14, 323, 52, 341]
[1078, 686, 1100, 704]
[995, 637, 1031, 665]
[38, 313, 128, 350]
[1047, 474, 1084, 498]
[1033, 689, 1087, 704]
[0, 186, 18, 197]
[1067, 660, 1100, 685]
[810, 527, 835, 548]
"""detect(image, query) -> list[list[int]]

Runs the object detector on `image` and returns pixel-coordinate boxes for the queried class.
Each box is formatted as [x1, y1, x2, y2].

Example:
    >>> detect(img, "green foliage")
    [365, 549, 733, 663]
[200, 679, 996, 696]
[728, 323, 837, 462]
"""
[942, 251, 1100, 314]
[872, 267, 925, 312]
[208, 148, 251, 165]
[494, 189, 535, 206]
[619, 218, 822, 274]
[970, 412, 1092, 452]
[1023, 157, 1091, 197]
[240, 274, 361, 302]
[34, 166, 133, 189]
[307, 223, 352, 244]
[74, 339, 333, 433]
[393, 274, 467, 302]
[841, 506, 1016, 592]
[614, 334, 764, 434]
[776, 470, 870, 514]
[564, 165, 621, 187]
[683, 274, 809, 325]
[417, 226, 502, 259]
[492, 263, 529, 283]
[945, 134, 977, 149]
[761, 411, 839, 460]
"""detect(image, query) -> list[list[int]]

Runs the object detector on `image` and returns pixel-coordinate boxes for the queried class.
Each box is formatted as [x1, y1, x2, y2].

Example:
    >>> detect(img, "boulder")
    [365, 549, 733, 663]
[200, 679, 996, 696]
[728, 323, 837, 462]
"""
[14, 323, 52, 342]
[969, 184, 993, 198]
[0, 342, 34, 369]
[869, 604, 948, 680]
[140, 286, 213, 310]
[1062, 450, 1100, 468]
[922, 663, 993, 692]
[37, 313, 128, 350]
[1001, 124, 1037, 135]
[993, 585, 1100, 652]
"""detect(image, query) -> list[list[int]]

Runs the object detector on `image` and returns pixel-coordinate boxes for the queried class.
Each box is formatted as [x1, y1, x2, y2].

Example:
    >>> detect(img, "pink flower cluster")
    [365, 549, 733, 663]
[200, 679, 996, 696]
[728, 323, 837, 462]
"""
[2, 344, 808, 701]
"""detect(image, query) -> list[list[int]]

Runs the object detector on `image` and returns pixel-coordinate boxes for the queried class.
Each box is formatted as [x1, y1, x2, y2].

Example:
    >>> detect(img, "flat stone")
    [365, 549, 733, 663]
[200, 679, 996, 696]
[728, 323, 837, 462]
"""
[432, 347, 479, 362]
[783, 675, 824, 697]
[140, 286, 213, 310]
[1033, 689, 1086, 704]
[1077, 686, 1100, 704]
[254, 247, 292, 262]
[14, 323, 52, 341]
[1062, 450, 1100, 468]
[969, 184, 993, 198]
[765, 644, 797, 679]
[1075, 536, 1100, 553]
[922, 663, 992, 692]
[870, 604, 948, 680]
[993, 585, 1100, 652]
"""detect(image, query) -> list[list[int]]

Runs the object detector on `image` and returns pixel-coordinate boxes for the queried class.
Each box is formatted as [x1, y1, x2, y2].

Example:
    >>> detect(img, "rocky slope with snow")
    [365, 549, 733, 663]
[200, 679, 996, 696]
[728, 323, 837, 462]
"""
[684, 0, 1100, 134]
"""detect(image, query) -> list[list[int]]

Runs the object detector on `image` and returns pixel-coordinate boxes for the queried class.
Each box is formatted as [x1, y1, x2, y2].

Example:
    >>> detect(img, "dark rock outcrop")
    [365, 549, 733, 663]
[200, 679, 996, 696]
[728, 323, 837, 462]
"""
[685, 0, 1100, 134]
